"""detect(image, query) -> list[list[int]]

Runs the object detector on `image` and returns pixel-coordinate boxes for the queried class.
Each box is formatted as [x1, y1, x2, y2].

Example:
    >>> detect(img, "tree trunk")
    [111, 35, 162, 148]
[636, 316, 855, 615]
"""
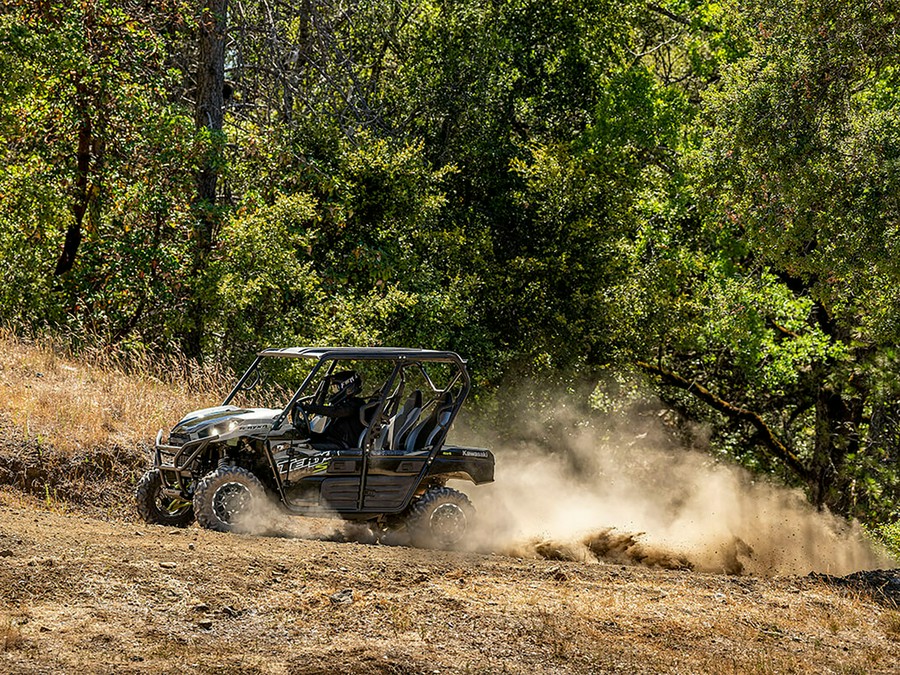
[54, 89, 92, 276]
[809, 382, 860, 513]
[195, 0, 226, 223]
[184, 0, 227, 359]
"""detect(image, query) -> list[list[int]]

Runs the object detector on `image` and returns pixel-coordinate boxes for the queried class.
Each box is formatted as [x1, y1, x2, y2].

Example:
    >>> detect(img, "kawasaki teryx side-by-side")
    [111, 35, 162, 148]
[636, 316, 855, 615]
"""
[135, 347, 494, 548]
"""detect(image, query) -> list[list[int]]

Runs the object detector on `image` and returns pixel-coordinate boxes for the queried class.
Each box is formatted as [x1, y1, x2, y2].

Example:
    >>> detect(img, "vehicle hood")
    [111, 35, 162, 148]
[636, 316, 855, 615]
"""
[171, 406, 282, 439]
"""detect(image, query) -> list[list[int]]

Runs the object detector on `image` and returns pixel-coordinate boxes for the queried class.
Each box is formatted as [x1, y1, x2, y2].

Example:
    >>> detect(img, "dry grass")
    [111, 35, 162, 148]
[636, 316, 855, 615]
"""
[0, 617, 22, 652]
[884, 610, 900, 641]
[0, 331, 235, 517]
[0, 329, 228, 454]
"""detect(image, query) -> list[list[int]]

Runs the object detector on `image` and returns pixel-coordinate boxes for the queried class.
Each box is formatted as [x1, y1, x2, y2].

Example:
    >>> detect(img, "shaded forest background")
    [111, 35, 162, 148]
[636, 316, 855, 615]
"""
[1, 0, 899, 529]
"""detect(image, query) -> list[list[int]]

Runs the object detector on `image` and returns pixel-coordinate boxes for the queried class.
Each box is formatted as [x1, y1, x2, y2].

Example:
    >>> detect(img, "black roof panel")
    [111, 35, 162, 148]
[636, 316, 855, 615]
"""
[257, 346, 466, 364]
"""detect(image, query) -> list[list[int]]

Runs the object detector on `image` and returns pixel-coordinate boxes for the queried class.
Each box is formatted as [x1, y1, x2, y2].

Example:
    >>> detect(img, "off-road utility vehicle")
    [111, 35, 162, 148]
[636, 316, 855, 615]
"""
[135, 347, 494, 548]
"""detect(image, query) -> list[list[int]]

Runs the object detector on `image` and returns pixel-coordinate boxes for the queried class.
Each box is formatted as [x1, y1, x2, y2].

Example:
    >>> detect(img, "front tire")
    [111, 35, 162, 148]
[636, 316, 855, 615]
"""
[135, 469, 195, 527]
[404, 486, 475, 549]
[193, 466, 268, 533]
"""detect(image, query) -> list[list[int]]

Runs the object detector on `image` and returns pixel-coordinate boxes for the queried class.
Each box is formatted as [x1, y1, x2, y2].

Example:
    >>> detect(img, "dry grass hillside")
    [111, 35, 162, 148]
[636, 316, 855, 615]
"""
[0, 331, 226, 515]
[0, 330, 225, 453]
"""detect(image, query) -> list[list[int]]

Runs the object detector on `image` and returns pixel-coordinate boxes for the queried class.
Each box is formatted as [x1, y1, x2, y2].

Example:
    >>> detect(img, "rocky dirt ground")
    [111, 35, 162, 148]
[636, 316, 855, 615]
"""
[1, 491, 899, 675]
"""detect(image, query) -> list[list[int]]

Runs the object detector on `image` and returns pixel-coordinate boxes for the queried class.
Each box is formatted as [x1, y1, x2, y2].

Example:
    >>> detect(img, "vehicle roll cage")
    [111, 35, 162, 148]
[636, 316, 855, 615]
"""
[222, 347, 471, 443]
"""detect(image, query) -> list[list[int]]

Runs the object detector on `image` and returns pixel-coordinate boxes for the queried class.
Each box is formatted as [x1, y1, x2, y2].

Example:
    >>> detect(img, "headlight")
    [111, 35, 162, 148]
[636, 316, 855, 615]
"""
[208, 420, 239, 438]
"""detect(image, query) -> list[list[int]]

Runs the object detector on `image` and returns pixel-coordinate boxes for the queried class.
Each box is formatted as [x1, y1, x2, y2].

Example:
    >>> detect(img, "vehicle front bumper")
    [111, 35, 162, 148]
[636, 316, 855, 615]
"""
[153, 429, 213, 496]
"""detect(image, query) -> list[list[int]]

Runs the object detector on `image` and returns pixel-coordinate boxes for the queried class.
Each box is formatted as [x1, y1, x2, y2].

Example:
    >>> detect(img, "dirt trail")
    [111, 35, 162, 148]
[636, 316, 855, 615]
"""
[1, 495, 898, 675]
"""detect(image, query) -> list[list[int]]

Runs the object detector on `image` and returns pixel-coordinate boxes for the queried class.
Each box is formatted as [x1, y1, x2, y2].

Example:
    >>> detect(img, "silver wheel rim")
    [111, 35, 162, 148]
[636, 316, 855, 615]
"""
[430, 502, 467, 545]
[212, 481, 253, 524]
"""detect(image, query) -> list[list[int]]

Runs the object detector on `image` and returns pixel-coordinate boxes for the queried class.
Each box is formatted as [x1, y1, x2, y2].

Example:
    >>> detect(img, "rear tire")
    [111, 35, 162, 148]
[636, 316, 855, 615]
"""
[193, 466, 268, 533]
[404, 486, 475, 550]
[135, 469, 195, 527]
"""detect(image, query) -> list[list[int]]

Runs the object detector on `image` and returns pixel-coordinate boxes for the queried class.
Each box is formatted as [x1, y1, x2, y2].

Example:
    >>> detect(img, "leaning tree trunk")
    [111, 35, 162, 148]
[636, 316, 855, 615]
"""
[54, 81, 93, 276]
[184, 0, 227, 359]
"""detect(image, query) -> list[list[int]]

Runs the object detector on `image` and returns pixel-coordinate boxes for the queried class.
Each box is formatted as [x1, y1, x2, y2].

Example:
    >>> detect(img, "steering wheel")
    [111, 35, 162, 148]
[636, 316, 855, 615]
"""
[292, 396, 315, 432]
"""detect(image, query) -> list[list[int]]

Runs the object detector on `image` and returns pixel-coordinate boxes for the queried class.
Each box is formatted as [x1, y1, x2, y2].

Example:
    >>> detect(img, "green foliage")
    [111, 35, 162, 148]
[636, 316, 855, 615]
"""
[868, 521, 900, 561]
[0, 0, 197, 341]
[213, 192, 322, 355]
[651, 0, 900, 519]
[698, 4, 900, 329]
[211, 132, 489, 370]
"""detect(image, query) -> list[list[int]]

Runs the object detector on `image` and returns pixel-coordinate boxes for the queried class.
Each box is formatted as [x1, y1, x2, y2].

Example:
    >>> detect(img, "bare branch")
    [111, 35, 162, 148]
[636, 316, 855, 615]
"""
[637, 360, 812, 481]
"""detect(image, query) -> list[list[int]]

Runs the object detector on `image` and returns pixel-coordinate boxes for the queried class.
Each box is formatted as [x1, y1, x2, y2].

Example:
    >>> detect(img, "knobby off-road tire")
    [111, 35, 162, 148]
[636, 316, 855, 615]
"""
[192, 466, 268, 533]
[405, 486, 475, 550]
[135, 469, 195, 527]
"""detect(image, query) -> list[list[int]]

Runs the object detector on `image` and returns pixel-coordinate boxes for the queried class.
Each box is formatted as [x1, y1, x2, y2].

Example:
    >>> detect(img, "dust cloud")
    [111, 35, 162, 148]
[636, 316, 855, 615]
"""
[230, 489, 385, 544]
[221, 393, 895, 577]
[230, 496, 350, 541]
[464, 404, 897, 576]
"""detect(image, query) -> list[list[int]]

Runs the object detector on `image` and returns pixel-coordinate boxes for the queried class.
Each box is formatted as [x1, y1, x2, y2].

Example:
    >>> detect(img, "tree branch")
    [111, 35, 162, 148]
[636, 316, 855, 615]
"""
[637, 360, 812, 482]
[647, 3, 718, 33]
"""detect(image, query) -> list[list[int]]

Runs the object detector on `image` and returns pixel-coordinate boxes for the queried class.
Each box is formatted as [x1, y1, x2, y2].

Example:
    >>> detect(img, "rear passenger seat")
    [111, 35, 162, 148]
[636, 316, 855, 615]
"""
[372, 390, 422, 454]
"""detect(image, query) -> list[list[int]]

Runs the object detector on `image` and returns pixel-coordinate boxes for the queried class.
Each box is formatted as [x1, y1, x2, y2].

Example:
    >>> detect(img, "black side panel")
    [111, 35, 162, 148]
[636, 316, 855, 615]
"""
[427, 446, 494, 484]
[368, 455, 428, 475]
[329, 459, 359, 474]
[363, 475, 418, 510]
[320, 475, 418, 511]
[320, 477, 360, 509]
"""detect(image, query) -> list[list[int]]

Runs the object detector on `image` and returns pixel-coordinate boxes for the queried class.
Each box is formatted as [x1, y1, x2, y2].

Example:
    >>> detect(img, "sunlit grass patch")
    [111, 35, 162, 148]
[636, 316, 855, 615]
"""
[0, 329, 228, 454]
